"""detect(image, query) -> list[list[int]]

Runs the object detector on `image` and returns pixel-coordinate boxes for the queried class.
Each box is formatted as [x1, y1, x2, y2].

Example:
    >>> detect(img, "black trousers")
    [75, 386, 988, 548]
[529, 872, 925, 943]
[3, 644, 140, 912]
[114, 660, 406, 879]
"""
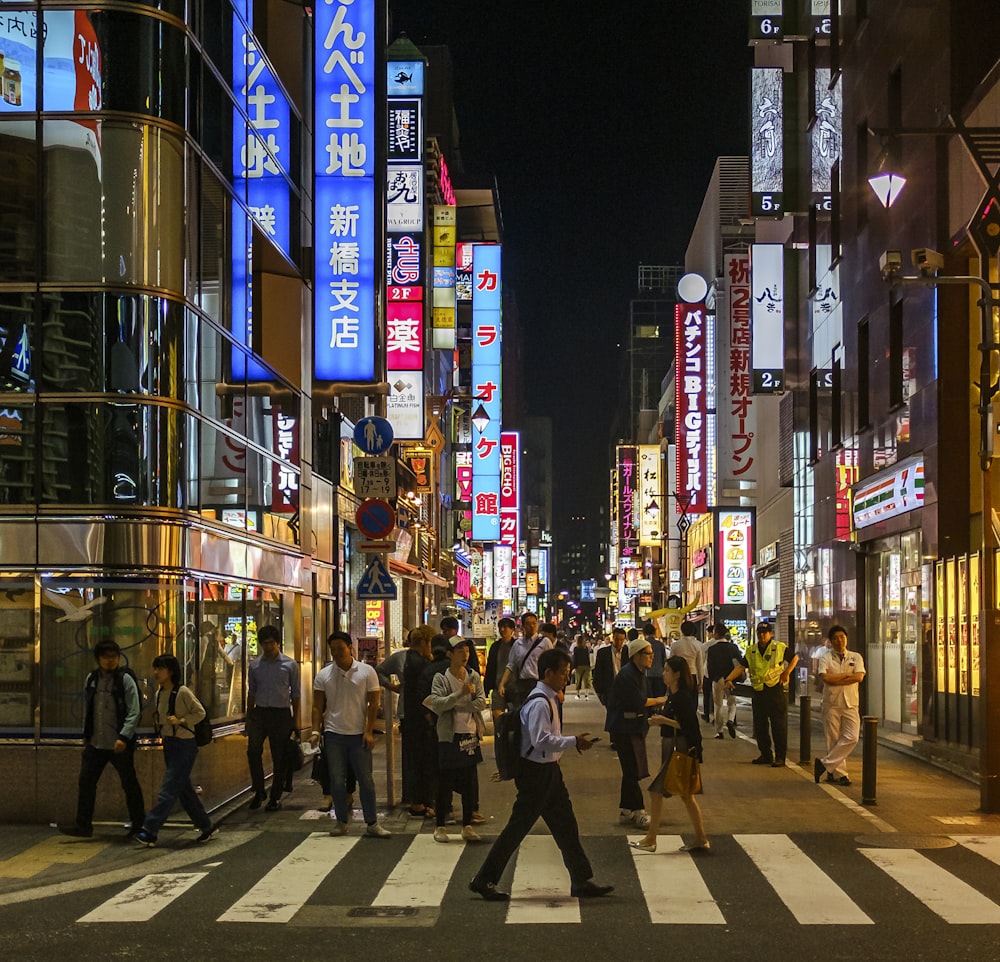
[475, 759, 593, 888]
[613, 733, 647, 811]
[437, 763, 478, 827]
[76, 742, 146, 832]
[751, 684, 788, 760]
[702, 677, 713, 717]
[247, 706, 294, 803]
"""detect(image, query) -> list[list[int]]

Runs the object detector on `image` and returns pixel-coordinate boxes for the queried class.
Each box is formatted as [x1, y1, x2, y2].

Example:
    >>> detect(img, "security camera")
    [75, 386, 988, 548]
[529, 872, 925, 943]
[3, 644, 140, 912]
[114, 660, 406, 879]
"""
[879, 250, 902, 278]
[911, 247, 945, 275]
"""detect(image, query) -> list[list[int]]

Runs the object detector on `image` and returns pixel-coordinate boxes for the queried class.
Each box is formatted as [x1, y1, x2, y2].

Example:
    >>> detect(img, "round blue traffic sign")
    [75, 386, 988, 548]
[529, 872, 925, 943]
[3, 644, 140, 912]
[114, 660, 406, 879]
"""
[354, 416, 394, 454]
[355, 499, 396, 540]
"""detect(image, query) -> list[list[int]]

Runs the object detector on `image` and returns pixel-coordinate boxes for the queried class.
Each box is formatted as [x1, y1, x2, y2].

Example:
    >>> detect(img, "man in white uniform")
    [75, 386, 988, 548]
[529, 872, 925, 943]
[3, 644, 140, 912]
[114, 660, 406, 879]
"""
[813, 625, 866, 787]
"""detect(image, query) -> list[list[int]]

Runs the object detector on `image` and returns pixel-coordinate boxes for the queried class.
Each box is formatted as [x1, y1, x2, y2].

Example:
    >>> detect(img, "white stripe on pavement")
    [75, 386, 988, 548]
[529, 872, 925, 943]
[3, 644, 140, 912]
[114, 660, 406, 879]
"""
[953, 835, 1000, 868]
[77, 872, 207, 923]
[218, 833, 357, 923]
[372, 834, 466, 907]
[507, 835, 580, 924]
[861, 848, 1000, 923]
[628, 835, 725, 924]
[736, 834, 873, 925]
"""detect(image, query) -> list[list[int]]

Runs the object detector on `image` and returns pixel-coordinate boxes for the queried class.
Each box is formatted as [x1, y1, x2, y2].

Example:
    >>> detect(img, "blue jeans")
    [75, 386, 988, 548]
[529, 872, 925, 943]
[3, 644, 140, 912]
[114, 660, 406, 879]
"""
[143, 737, 211, 837]
[324, 731, 377, 825]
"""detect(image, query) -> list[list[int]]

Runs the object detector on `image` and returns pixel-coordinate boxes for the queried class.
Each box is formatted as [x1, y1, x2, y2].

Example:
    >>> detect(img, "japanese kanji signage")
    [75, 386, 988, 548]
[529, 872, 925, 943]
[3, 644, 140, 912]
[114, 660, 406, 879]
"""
[386, 302, 423, 370]
[386, 371, 423, 439]
[638, 445, 661, 548]
[386, 233, 422, 302]
[751, 67, 784, 217]
[355, 455, 394, 499]
[812, 68, 841, 211]
[314, 0, 376, 382]
[721, 254, 757, 482]
[471, 245, 502, 541]
[616, 445, 638, 554]
[675, 304, 708, 516]
[493, 544, 512, 600]
[270, 411, 299, 513]
[433, 205, 457, 350]
[750, 243, 785, 394]
[500, 432, 519, 588]
[717, 509, 754, 607]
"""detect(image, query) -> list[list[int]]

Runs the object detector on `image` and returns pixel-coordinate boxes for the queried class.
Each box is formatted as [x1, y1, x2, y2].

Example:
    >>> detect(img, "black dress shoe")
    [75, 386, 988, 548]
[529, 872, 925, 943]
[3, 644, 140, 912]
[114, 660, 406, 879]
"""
[714, 733, 725, 740]
[834, 775, 851, 786]
[814, 757, 825, 783]
[571, 881, 614, 898]
[248, 793, 266, 810]
[58, 825, 93, 839]
[727, 721, 737, 738]
[751, 756, 773, 765]
[469, 878, 509, 901]
[771, 758, 785, 768]
[265, 799, 282, 812]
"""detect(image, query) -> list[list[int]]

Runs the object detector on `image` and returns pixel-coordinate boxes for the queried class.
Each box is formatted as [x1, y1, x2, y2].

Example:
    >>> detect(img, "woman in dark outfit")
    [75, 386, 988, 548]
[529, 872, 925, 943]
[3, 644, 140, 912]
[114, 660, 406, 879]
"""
[630, 654, 709, 853]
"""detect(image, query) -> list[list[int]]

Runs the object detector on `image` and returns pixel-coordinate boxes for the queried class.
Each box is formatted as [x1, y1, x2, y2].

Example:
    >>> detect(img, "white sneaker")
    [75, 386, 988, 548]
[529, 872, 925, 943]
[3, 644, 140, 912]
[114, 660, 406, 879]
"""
[461, 825, 481, 843]
[329, 821, 349, 837]
[632, 810, 652, 829]
[434, 826, 449, 843]
[365, 822, 391, 839]
[619, 809, 635, 825]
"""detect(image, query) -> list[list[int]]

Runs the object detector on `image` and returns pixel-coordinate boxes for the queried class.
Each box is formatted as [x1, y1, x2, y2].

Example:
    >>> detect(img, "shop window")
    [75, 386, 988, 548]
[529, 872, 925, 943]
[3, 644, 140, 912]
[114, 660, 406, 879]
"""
[0, 580, 35, 734]
[0, 128, 37, 282]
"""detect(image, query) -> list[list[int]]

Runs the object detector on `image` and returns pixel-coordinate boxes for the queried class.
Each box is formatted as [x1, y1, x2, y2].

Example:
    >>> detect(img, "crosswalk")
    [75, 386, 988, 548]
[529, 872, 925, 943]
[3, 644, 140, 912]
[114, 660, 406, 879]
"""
[72, 833, 1000, 927]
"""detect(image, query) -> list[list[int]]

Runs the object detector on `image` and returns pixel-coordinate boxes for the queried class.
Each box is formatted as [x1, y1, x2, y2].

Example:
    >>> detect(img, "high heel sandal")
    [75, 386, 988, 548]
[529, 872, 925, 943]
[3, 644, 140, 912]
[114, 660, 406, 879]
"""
[629, 839, 657, 853]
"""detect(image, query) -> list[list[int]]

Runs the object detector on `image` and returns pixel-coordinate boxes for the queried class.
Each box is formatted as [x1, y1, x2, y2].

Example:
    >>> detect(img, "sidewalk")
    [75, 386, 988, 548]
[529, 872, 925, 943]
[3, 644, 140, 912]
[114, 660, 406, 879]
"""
[1, 691, 995, 898]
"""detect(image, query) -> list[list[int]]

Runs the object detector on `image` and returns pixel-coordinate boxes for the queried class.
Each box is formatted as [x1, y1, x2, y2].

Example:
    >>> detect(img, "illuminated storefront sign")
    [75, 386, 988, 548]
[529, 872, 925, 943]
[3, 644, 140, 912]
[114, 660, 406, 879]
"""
[314, 0, 376, 382]
[616, 445, 638, 553]
[481, 548, 494, 602]
[852, 456, 925, 529]
[750, 0, 783, 41]
[386, 302, 423, 371]
[270, 412, 299, 513]
[386, 233, 422, 301]
[387, 99, 420, 161]
[471, 245, 502, 541]
[500, 432, 520, 580]
[638, 445, 661, 547]
[750, 243, 784, 394]
[493, 544, 512, 599]
[433, 205, 457, 349]
[386, 370, 422, 439]
[812, 68, 841, 211]
[750, 67, 784, 217]
[456, 564, 470, 600]
[387, 59, 424, 96]
[456, 243, 474, 302]
[722, 253, 757, 478]
[675, 305, 708, 515]
[835, 448, 859, 540]
[717, 509, 753, 607]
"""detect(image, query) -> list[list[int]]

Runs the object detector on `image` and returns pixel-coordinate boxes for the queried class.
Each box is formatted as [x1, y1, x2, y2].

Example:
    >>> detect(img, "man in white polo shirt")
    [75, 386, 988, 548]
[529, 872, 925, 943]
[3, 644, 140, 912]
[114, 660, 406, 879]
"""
[310, 631, 391, 838]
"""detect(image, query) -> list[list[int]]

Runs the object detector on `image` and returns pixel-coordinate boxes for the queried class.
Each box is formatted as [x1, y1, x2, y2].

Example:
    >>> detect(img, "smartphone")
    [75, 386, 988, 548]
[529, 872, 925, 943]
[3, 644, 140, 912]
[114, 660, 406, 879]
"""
[588, 736, 601, 744]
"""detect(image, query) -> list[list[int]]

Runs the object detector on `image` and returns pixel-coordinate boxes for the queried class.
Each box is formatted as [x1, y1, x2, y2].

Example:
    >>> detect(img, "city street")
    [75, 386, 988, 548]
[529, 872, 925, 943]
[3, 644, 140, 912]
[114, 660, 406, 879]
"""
[2, 696, 998, 961]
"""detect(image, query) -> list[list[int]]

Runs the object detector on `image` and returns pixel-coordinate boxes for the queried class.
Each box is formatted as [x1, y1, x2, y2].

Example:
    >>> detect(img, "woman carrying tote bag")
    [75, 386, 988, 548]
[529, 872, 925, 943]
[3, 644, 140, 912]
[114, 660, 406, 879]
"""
[629, 654, 709, 854]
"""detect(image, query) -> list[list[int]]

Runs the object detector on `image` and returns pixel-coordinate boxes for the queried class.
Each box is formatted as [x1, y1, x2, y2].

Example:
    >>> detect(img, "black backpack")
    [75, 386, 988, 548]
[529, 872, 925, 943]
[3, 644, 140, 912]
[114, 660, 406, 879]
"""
[494, 690, 552, 781]
[167, 688, 213, 746]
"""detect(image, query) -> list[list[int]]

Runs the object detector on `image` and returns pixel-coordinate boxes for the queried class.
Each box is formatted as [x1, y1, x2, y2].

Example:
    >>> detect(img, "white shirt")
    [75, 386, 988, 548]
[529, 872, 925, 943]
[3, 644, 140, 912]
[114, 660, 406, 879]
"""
[314, 659, 379, 735]
[818, 649, 865, 709]
[520, 682, 574, 762]
[506, 634, 554, 680]
[670, 634, 705, 682]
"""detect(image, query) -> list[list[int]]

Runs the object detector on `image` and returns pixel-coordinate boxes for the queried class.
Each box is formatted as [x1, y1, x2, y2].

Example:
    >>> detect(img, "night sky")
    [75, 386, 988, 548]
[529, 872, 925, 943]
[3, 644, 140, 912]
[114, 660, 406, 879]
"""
[389, 2, 751, 544]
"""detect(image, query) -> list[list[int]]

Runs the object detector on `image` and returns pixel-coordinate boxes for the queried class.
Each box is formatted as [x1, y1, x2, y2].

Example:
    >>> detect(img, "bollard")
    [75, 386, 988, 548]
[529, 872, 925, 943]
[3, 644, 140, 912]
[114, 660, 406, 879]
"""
[861, 715, 878, 805]
[799, 694, 811, 764]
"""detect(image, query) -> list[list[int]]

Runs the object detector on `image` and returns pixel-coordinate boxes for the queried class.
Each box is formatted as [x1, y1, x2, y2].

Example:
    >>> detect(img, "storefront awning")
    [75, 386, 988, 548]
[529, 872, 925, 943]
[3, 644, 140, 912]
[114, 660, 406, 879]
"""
[388, 559, 450, 588]
[420, 567, 450, 588]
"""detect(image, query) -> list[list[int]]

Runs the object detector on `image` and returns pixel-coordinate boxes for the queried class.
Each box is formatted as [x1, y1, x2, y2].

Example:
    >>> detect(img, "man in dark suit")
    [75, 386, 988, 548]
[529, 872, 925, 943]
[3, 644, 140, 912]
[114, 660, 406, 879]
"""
[593, 627, 627, 706]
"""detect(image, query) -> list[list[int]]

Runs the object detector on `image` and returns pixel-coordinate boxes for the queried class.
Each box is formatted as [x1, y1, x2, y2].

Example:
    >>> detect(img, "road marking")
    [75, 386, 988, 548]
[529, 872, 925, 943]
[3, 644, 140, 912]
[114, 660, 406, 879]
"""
[784, 754, 897, 833]
[0, 837, 112, 879]
[736, 834, 873, 924]
[953, 835, 1000, 867]
[507, 835, 580, 924]
[628, 835, 724, 924]
[861, 847, 1000, 923]
[218, 833, 355, 924]
[77, 873, 207, 923]
[372, 835, 465, 907]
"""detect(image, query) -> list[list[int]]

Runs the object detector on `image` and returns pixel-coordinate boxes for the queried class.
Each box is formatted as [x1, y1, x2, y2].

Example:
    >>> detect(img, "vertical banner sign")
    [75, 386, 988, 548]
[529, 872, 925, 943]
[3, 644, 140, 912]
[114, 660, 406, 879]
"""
[493, 544, 512, 600]
[433, 205, 458, 350]
[386, 302, 423, 370]
[481, 548, 495, 603]
[717, 509, 753, 606]
[812, 68, 841, 211]
[455, 449, 473, 504]
[314, 0, 376, 382]
[749, 0, 783, 41]
[271, 412, 299, 513]
[638, 445, 661, 547]
[616, 445, 638, 556]
[500, 432, 520, 578]
[750, 67, 784, 217]
[471, 245, 502, 541]
[750, 244, 785, 394]
[675, 304, 708, 515]
[722, 254, 757, 480]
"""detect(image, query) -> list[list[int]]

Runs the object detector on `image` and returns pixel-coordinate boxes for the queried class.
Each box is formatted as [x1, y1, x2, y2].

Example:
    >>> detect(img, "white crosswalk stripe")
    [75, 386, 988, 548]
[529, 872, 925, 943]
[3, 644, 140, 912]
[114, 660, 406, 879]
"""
[860, 847, 1000, 924]
[218, 832, 357, 923]
[735, 833, 874, 925]
[69, 833, 1000, 927]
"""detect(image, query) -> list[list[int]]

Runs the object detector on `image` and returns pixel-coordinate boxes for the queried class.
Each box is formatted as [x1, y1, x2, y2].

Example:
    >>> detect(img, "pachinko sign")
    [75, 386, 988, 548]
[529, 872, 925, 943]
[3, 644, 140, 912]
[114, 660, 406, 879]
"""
[675, 303, 708, 515]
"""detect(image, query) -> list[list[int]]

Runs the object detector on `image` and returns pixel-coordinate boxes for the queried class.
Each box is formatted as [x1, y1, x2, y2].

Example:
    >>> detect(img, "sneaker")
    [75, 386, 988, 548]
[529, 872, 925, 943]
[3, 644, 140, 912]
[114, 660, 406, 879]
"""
[632, 810, 651, 829]
[133, 830, 156, 848]
[727, 721, 737, 738]
[433, 826, 449, 843]
[714, 732, 725, 740]
[329, 821, 349, 837]
[58, 825, 93, 839]
[461, 825, 481, 842]
[365, 822, 392, 839]
[470, 811, 486, 825]
[618, 809, 635, 824]
[195, 825, 219, 843]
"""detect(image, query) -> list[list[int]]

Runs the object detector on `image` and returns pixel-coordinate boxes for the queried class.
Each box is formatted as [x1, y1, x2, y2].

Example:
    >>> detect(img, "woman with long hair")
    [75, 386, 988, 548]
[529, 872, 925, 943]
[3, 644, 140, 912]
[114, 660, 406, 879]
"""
[134, 655, 216, 847]
[629, 654, 709, 853]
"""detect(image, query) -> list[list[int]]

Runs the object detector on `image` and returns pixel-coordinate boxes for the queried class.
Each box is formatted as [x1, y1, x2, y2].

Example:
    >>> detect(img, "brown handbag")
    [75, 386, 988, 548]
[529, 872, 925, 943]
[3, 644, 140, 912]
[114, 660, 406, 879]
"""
[664, 749, 703, 796]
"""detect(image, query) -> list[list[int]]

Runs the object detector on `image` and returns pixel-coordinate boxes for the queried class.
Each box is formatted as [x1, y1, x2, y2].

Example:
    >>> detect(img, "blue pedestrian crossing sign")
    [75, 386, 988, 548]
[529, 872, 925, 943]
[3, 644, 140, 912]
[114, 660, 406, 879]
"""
[357, 556, 397, 600]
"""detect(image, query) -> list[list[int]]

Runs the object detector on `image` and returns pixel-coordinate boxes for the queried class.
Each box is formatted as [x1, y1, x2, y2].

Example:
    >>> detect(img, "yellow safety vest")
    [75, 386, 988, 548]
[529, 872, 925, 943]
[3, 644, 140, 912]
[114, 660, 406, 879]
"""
[746, 640, 788, 691]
